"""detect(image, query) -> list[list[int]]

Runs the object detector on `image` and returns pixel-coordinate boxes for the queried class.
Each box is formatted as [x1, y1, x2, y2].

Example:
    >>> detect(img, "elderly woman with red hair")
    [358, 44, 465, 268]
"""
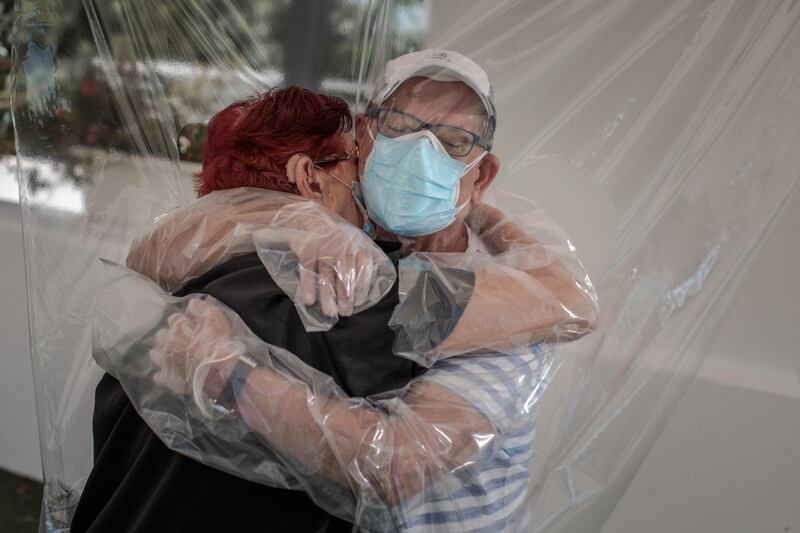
[127, 86, 382, 317]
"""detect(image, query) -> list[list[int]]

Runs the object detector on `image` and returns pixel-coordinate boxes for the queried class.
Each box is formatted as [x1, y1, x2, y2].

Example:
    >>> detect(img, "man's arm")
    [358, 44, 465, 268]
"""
[157, 297, 496, 506]
[214, 362, 491, 505]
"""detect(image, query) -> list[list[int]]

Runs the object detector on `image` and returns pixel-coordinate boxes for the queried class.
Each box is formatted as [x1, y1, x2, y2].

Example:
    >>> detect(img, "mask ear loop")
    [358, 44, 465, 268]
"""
[452, 149, 489, 214]
[463, 150, 488, 173]
[367, 104, 380, 143]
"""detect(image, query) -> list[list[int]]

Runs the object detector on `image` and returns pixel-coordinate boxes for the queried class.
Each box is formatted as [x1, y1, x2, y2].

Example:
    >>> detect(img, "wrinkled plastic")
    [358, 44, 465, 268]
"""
[125, 186, 397, 331]
[93, 260, 554, 531]
[11, 1, 800, 532]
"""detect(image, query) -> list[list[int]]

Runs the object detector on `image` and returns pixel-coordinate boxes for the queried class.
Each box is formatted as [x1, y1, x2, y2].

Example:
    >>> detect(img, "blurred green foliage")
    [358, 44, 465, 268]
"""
[6, 0, 428, 163]
[0, 0, 14, 154]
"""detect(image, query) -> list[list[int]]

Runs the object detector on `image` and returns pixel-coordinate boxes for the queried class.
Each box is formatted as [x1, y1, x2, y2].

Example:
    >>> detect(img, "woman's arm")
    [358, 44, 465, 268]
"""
[434, 267, 596, 355]
[126, 187, 305, 291]
[441, 202, 597, 352]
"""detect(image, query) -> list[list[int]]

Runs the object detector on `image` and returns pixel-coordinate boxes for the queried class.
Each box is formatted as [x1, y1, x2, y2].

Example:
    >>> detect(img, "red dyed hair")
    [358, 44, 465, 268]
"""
[196, 86, 353, 196]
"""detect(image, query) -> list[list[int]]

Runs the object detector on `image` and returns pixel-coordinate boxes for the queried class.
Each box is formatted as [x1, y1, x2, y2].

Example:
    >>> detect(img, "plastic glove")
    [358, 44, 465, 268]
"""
[256, 200, 396, 330]
[150, 298, 242, 416]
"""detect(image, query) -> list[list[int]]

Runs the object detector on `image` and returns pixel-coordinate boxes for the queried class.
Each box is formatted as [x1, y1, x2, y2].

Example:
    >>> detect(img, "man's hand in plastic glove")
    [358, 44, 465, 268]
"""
[282, 223, 383, 318]
[263, 200, 393, 318]
[150, 298, 238, 400]
[127, 189, 395, 319]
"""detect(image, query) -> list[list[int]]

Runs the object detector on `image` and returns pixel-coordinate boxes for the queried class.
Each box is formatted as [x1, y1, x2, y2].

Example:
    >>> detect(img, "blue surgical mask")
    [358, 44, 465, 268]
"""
[360, 131, 484, 237]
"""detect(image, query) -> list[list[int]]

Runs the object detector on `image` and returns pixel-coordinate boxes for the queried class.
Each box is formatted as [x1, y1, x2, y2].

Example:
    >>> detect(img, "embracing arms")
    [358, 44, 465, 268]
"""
[93, 265, 542, 527]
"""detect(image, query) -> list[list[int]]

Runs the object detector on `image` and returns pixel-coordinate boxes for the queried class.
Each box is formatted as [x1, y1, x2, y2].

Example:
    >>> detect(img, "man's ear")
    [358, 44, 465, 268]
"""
[471, 153, 500, 204]
[290, 155, 322, 200]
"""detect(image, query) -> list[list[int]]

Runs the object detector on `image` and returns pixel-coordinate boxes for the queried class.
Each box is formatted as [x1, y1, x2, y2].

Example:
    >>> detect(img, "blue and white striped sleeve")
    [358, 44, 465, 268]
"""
[422, 342, 553, 435]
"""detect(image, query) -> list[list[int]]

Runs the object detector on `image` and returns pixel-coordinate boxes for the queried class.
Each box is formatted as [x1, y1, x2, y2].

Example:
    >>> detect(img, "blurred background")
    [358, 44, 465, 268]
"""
[0, 1, 798, 532]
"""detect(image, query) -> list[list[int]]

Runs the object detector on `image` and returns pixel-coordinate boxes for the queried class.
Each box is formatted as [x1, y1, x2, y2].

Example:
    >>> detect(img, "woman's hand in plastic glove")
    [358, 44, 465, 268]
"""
[150, 298, 238, 399]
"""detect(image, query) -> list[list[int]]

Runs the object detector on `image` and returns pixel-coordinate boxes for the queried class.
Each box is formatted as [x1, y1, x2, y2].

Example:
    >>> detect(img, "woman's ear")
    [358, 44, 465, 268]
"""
[471, 153, 500, 204]
[288, 154, 322, 199]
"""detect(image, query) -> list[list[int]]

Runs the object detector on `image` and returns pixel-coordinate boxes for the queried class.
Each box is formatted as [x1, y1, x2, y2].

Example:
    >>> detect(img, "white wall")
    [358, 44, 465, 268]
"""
[0, 155, 196, 486]
[0, 200, 42, 480]
[600, 184, 800, 533]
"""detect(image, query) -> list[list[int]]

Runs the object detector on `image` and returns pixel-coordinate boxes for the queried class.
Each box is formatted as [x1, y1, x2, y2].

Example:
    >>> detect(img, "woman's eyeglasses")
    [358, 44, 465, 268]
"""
[314, 145, 359, 166]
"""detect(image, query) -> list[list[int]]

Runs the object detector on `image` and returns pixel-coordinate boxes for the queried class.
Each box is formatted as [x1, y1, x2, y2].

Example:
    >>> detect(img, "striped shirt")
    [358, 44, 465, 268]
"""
[395, 342, 554, 532]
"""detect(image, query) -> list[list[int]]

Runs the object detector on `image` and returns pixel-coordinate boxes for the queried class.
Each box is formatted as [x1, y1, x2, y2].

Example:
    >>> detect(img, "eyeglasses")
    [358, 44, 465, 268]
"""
[368, 108, 491, 157]
[314, 145, 359, 166]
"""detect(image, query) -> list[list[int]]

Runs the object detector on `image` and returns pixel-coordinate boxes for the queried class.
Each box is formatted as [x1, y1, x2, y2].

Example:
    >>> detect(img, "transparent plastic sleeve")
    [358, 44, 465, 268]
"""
[125, 187, 308, 294]
[126, 186, 397, 331]
[93, 260, 552, 531]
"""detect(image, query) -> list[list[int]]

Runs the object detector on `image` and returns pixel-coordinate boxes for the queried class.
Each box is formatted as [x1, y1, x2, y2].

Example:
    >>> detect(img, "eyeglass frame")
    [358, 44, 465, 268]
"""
[366, 107, 492, 157]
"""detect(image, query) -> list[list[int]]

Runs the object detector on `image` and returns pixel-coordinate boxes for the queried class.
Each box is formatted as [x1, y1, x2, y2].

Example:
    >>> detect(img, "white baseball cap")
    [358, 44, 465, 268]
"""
[372, 49, 497, 120]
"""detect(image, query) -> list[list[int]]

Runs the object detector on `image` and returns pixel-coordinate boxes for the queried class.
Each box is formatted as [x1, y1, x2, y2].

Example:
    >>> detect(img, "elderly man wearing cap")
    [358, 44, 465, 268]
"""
[357, 49, 499, 248]
[79, 50, 596, 533]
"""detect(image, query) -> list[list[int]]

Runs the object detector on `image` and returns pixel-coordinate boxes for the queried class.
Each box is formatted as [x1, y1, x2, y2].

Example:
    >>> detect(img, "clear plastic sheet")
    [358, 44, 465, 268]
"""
[11, 1, 800, 532]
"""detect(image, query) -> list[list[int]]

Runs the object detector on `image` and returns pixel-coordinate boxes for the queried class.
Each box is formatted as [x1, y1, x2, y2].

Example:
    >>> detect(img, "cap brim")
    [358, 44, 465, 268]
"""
[377, 65, 495, 119]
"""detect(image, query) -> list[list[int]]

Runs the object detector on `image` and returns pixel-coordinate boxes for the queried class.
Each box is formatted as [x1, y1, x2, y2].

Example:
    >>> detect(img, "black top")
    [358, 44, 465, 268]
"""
[72, 242, 429, 533]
